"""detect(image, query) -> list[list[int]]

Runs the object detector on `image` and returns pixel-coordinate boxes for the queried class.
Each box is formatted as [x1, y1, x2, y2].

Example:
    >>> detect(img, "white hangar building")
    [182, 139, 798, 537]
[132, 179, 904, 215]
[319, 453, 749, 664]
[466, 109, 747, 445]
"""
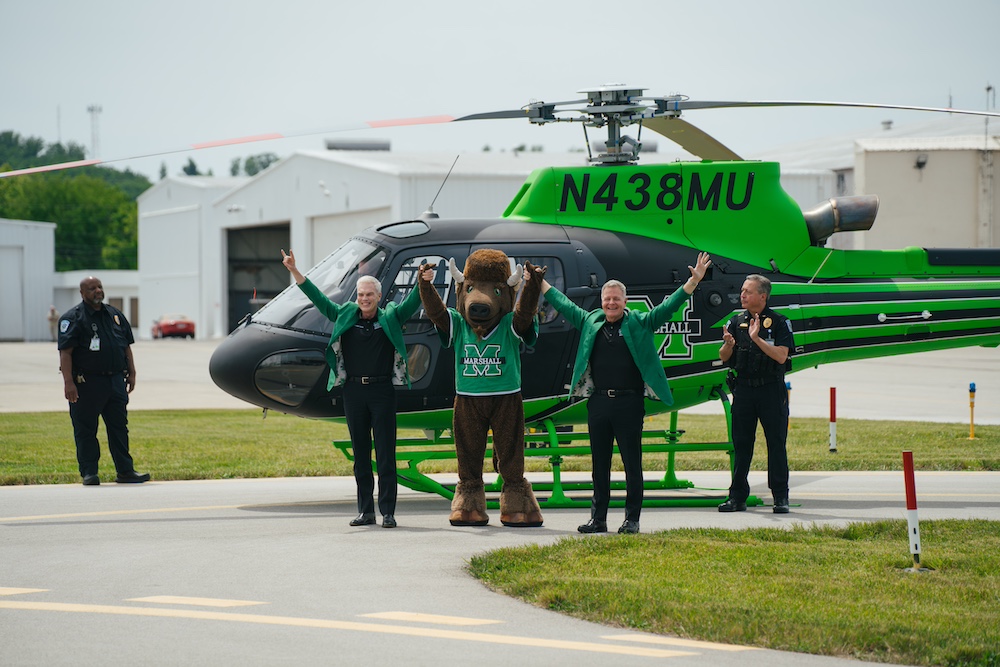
[137, 147, 843, 340]
[0, 218, 56, 341]
[754, 115, 1000, 250]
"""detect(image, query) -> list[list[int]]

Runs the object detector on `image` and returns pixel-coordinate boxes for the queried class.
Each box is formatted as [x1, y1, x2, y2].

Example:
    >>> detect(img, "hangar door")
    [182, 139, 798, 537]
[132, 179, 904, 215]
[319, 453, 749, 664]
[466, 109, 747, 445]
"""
[227, 224, 290, 333]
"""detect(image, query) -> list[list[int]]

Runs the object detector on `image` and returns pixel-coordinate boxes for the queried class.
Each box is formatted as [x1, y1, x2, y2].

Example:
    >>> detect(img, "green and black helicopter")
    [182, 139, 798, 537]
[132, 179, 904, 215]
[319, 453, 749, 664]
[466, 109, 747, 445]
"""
[9, 86, 1000, 507]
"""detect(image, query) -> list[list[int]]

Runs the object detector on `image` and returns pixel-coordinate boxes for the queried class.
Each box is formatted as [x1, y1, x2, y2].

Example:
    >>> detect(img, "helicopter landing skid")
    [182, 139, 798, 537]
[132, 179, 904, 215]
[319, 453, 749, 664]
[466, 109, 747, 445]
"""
[332, 385, 762, 509]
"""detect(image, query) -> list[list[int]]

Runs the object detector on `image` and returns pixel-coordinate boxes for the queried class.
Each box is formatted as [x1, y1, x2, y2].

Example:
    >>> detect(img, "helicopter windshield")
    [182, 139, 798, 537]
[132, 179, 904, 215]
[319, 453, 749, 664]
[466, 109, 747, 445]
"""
[253, 239, 387, 334]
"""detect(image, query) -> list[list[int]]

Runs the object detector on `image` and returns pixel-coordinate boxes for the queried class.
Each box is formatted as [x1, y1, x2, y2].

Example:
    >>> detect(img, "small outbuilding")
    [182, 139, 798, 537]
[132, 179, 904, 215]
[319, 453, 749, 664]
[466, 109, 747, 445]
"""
[0, 218, 56, 341]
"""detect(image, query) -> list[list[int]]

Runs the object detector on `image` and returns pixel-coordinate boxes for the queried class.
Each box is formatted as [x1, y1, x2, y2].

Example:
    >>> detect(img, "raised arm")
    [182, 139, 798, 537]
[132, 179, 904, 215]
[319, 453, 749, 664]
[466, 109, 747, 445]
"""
[513, 260, 545, 337]
[682, 251, 711, 295]
[281, 249, 305, 284]
[418, 263, 451, 334]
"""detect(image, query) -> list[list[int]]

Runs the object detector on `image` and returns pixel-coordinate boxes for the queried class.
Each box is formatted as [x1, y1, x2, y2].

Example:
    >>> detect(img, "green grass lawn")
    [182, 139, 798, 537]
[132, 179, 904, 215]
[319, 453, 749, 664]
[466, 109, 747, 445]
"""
[470, 520, 1000, 667]
[0, 409, 996, 484]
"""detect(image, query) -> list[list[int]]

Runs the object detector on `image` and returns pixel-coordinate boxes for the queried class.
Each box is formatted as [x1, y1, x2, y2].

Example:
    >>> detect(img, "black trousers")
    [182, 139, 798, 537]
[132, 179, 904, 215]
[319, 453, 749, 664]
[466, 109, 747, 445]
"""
[728, 380, 790, 503]
[587, 393, 646, 522]
[342, 381, 398, 516]
[69, 374, 135, 478]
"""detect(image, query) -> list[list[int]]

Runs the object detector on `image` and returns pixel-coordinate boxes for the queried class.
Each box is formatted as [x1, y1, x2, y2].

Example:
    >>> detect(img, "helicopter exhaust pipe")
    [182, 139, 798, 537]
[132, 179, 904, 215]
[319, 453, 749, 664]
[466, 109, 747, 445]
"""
[803, 195, 880, 246]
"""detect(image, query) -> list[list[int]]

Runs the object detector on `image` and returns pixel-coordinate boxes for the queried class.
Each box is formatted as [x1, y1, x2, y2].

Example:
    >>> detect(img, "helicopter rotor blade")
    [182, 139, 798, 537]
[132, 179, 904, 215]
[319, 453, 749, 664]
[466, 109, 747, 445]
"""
[643, 117, 743, 161]
[0, 115, 460, 179]
[672, 99, 1000, 118]
[5, 94, 999, 180]
[453, 109, 531, 121]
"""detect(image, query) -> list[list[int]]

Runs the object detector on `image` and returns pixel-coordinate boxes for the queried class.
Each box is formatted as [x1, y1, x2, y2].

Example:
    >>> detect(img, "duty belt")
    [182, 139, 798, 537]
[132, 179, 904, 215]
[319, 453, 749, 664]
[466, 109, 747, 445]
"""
[735, 376, 784, 388]
[348, 375, 390, 384]
[594, 388, 640, 398]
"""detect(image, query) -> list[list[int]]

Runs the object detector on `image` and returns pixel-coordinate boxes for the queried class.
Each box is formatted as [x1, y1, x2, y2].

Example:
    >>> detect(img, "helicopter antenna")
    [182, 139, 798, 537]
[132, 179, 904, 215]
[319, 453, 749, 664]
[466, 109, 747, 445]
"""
[421, 154, 460, 219]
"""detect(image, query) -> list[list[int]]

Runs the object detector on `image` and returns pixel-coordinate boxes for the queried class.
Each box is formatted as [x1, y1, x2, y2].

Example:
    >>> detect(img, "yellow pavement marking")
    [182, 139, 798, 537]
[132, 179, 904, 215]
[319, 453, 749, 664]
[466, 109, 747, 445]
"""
[604, 633, 758, 652]
[0, 601, 696, 658]
[362, 611, 500, 626]
[0, 588, 47, 596]
[0, 505, 242, 522]
[129, 596, 266, 608]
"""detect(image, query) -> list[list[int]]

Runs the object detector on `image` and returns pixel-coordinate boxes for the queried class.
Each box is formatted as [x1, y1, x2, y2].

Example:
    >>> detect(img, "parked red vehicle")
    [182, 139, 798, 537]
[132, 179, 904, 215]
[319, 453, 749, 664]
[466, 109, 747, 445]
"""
[151, 314, 195, 339]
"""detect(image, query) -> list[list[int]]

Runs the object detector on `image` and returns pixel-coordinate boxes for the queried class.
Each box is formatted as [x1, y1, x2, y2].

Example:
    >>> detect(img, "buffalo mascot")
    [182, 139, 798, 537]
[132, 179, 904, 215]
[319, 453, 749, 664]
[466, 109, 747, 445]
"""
[418, 250, 545, 527]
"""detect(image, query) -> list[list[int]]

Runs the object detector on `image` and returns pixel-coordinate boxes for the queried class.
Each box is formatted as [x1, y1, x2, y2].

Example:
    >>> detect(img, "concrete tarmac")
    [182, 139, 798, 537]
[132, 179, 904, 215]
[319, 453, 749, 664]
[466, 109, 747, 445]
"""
[4, 471, 999, 667]
[1, 339, 998, 665]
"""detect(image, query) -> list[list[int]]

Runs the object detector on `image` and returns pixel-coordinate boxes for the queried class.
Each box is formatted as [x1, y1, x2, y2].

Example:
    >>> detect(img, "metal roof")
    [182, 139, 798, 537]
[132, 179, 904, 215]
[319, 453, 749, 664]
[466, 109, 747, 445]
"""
[292, 148, 692, 176]
[750, 115, 999, 170]
[856, 135, 1000, 152]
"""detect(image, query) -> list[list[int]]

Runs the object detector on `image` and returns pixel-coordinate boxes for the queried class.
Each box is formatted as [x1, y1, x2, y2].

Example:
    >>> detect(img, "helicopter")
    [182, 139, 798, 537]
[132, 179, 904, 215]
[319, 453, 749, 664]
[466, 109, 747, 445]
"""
[10, 86, 1000, 507]
[200, 86, 1000, 507]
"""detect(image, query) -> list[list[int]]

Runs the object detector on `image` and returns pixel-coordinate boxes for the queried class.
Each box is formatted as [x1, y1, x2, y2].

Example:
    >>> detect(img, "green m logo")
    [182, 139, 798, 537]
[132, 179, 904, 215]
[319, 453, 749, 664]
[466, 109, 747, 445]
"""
[461, 343, 504, 377]
[625, 297, 700, 360]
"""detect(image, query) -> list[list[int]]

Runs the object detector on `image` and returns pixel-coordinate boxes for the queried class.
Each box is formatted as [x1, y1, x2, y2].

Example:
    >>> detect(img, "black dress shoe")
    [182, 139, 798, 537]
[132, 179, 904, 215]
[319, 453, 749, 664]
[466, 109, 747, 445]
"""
[618, 520, 640, 534]
[577, 518, 608, 534]
[82, 474, 100, 486]
[115, 471, 151, 483]
[382, 515, 397, 528]
[773, 496, 790, 514]
[349, 513, 376, 526]
[718, 498, 747, 512]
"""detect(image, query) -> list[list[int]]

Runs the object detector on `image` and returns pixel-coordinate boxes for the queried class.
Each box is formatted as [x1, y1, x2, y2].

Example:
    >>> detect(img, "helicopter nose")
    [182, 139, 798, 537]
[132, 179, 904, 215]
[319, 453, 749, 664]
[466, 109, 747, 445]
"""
[468, 303, 492, 320]
[210, 325, 327, 410]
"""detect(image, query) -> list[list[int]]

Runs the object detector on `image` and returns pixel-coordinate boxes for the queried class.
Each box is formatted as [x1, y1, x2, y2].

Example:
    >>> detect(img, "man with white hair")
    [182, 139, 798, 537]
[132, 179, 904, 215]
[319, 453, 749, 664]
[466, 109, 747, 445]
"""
[282, 250, 423, 529]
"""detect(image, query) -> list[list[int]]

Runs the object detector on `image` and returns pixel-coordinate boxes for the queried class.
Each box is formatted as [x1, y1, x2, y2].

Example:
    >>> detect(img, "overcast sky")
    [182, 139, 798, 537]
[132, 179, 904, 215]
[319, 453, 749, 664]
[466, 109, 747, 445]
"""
[2, 0, 998, 180]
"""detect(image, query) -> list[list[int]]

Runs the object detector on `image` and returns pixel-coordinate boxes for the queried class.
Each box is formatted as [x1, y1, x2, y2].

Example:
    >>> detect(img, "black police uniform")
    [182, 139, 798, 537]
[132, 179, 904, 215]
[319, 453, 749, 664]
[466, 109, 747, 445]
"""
[725, 306, 794, 504]
[57, 301, 139, 479]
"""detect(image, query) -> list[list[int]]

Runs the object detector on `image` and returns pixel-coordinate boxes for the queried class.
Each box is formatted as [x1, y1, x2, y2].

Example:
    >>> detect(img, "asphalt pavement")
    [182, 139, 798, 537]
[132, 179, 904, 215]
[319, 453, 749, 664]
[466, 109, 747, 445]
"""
[4, 471, 999, 667]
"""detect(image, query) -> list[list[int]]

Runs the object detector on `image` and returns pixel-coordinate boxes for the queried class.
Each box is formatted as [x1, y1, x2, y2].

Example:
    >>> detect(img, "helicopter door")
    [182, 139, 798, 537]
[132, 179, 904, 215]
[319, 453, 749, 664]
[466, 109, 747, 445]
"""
[382, 248, 467, 415]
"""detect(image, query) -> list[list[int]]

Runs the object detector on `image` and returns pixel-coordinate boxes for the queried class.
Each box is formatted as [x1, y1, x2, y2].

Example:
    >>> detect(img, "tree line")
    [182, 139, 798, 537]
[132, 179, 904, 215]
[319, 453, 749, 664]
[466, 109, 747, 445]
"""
[1, 131, 282, 271]
[0, 131, 150, 271]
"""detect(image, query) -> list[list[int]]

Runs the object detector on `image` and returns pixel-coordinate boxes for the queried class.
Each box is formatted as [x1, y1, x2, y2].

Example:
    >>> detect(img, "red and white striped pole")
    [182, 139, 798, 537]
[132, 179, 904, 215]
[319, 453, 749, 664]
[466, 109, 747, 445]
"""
[829, 387, 837, 452]
[969, 382, 976, 440]
[902, 450, 929, 572]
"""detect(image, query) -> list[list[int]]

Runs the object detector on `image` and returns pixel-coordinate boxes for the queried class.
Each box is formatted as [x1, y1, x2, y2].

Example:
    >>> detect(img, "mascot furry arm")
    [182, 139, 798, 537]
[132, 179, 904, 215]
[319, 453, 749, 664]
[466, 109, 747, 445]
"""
[417, 263, 451, 332]
[515, 260, 545, 336]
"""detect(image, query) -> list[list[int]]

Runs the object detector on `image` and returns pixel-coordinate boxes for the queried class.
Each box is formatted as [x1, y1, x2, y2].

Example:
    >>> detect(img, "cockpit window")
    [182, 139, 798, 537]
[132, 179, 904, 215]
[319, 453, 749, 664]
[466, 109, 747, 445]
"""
[513, 256, 564, 325]
[385, 254, 450, 334]
[388, 253, 565, 327]
[253, 239, 386, 334]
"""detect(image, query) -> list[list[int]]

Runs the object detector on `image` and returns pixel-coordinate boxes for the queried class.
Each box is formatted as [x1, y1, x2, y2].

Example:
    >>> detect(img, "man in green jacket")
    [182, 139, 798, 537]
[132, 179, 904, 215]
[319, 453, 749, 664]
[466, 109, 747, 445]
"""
[538, 251, 711, 534]
[282, 249, 423, 529]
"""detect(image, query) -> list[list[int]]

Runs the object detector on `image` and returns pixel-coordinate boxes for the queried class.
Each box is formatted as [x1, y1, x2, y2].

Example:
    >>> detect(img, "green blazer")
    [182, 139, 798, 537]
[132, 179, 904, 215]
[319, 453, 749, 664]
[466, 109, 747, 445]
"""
[544, 285, 692, 405]
[298, 278, 423, 390]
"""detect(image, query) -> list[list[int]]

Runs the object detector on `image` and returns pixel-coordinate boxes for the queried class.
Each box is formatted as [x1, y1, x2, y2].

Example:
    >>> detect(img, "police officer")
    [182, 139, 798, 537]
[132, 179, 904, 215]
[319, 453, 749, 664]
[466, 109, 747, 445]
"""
[282, 249, 423, 529]
[58, 276, 150, 485]
[718, 274, 793, 514]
